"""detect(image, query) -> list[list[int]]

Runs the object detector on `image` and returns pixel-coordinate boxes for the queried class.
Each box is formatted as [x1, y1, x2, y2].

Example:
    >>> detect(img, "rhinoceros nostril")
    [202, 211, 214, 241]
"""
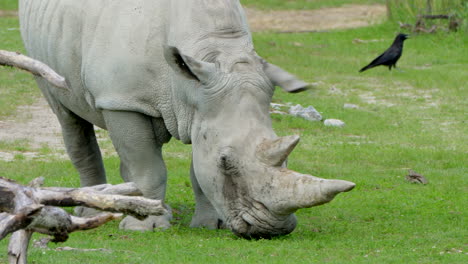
[218, 150, 240, 177]
[219, 155, 229, 170]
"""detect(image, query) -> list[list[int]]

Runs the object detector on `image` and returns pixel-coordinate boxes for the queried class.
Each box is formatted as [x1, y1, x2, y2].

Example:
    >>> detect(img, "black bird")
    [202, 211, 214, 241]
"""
[359, 33, 409, 72]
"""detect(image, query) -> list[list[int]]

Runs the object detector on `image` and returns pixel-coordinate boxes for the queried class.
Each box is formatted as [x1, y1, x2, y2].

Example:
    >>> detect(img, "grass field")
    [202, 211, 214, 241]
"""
[0, 0, 17, 10]
[0, 1, 467, 264]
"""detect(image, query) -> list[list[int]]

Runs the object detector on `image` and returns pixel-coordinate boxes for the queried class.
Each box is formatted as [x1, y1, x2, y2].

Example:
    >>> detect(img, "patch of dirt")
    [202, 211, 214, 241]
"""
[0, 4, 387, 161]
[0, 97, 116, 161]
[0, 10, 18, 17]
[0, 98, 63, 149]
[0, 4, 387, 30]
[245, 4, 386, 32]
[0, 98, 67, 161]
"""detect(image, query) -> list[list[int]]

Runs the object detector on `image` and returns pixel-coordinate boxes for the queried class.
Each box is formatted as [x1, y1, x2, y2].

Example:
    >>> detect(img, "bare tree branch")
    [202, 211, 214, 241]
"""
[0, 206, 43, 240]
[34, 189, 165, 219]
[8, 230, 32, 264]
[0, 50, 69, 90]
[1, 177, 167, 262]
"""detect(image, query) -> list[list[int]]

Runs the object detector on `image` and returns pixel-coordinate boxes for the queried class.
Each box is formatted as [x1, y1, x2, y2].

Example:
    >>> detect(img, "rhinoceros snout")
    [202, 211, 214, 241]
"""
[228, 211, 297, 239]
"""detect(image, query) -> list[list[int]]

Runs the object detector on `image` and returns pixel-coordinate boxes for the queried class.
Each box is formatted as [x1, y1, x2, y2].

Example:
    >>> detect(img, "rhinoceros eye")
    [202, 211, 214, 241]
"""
[173, 52, 200, 81]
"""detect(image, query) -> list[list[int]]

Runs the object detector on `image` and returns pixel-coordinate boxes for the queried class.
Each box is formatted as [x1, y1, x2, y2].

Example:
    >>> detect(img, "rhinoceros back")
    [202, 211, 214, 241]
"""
[19, 0, 172, 125]
[19, 0, 255, 141]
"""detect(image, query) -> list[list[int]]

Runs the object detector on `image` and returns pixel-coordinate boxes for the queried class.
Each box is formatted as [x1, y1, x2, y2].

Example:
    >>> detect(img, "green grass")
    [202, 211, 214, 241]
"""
[1, 7, 467, 264]
[0, 0, 17, 10]
[0, 17, 40, 117]
[241, 0, 385, 10]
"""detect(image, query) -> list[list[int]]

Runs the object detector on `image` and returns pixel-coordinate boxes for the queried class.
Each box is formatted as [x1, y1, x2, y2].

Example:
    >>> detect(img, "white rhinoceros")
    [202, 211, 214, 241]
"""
[18, 0, 355, 238]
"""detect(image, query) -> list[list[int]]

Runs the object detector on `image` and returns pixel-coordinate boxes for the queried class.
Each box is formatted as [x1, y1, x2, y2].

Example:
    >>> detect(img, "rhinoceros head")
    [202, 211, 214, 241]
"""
[164, 46, 355, 238]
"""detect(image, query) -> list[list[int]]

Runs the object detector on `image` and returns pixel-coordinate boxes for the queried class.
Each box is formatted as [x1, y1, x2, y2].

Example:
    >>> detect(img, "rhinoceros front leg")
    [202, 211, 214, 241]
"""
[61, 115, 108, 218]
[59, 110, 107, 187]
[102, 110, 172, 230]
[189, 159, 224, 229]
[35, 79, 107, 187]
[33, 79, 107, 218]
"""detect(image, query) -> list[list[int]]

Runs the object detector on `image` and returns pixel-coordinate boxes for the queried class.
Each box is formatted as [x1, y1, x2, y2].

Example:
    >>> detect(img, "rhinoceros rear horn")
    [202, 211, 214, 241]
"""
[163, 45, 216, 84]
[256, 135, 300, 166]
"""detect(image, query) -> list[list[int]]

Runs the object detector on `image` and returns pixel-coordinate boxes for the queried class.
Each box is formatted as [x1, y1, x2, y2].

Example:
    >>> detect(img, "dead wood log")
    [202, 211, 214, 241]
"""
[0, 50, 69, 90]
[27, 207, 122, 242]
[42, 181, 143, 196]
[421, 14, 450, 19]
[34, 189, 164, 219]
[0, 178, 164, 219]
[8, 230, 32, 264]
[412, 14, 461, 33]
[0, 177, 166, 264]
[0, 206, 43, 240]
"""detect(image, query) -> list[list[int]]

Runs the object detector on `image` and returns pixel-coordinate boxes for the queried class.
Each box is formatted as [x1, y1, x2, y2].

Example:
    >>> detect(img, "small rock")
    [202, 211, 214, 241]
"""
[270, 110, 287, 115]
[344, 103, 359, 109]
[270, 103, 286, 110]
[292, 42, 303, 47]
[33, 238, 51, 249]
[270, 103, 288, 115]
[289, 104, 322, 121]
[324, 119, 345, 127]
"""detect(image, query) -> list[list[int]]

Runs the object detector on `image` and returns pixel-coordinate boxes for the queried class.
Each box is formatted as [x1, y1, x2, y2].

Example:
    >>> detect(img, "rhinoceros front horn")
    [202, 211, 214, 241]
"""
[256, 136, 355, 215]
[256, 135, 300, 166]
[271, 170, 356, 215]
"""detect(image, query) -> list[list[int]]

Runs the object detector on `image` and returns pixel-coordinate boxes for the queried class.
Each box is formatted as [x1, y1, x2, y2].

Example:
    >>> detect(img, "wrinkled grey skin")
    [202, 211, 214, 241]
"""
[19, 0, 355, 238]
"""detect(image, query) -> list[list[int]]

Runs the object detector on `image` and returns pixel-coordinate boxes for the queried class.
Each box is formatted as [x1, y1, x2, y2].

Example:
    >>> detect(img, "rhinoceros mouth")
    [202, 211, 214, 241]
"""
[226, 200, 297, 239]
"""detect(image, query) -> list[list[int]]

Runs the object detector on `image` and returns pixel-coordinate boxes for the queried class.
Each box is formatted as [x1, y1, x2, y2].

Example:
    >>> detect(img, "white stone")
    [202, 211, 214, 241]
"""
[270, 103, 286, 110]
[324, 119, 345, 127]
[344, 103, 359, 109]
[289, 104, 322, 121]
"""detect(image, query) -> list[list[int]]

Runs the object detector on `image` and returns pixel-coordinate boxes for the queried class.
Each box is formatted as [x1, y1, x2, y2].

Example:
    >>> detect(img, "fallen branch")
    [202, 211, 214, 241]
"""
[35, 188, 164, 219]
[399, 11, 462, 33]
[0, 206, 43, 240]
[55, 246, 112, 253]
[0, 50, 69, 90]
[27, 207, 122, 242]
[0, 177, 166, 264]
[33, 238, 115, 253]
[421, 14, 450, 19]
[43, 182, 144, 196]
[414, 25, 438, 33]
[8, 230, 32, 264]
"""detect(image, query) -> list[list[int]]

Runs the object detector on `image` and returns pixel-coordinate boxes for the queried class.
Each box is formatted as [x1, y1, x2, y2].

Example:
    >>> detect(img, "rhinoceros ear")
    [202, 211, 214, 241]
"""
[260, 59, 310, 93]
[164, 45, 216, 83]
